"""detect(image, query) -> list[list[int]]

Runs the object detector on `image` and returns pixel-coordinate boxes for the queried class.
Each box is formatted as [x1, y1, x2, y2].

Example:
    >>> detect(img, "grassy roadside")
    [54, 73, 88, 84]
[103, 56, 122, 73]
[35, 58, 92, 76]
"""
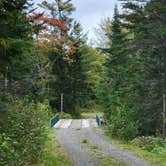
[36, 128, 72, 166]
[81, 111, 166, 166]
[91, 146, 127, 166]
[116, 142, 166, 166]
[81, 138, 127, 166]
[102, 127, 166, 166]
[98, 156, 127, 166]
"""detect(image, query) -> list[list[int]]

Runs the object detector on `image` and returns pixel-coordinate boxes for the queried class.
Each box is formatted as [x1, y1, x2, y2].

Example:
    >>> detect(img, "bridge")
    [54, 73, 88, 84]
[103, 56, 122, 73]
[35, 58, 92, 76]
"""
[53, 119, 98, 129]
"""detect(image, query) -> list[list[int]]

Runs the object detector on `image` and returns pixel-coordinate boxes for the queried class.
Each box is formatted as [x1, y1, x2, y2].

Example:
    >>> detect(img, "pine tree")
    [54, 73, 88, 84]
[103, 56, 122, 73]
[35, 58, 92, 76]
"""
[120, 0, 166, 137]
[38, 0, 87, 116]
[0, 0, 36, 94]
[98, 5, 139, 140]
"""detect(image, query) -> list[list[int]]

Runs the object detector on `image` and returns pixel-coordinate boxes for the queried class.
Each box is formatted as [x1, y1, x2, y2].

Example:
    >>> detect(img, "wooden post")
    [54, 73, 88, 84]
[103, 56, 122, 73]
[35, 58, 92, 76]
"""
[5, 66, 8, 89]
[61, 93, 63, 113]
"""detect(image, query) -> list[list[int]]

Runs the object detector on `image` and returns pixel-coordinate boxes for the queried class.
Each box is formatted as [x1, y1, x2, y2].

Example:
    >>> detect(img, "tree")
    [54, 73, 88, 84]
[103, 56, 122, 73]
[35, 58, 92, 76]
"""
[97, 5, 140, 140]
[36, 0, 88, 116]
[0, 1, 52, 165]
[120, 0, 166, 138]
[0, 0, 38, 95]
[80, 45, 106, 108]
[94, 17, 112, 48]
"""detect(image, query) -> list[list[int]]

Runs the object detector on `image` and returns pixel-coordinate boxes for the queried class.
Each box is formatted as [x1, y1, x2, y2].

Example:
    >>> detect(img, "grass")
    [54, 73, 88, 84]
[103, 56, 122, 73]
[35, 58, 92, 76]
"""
[82, 139, 88, 144]
[36, 128, 72, 166]
[81, 112, 103, 119]
[79, 104, 103, 119]
[87, 141, 126, 166]
[102, 127, 166, 166]
[117, 143, 166, 166]
[90, 145, 99, 150]
[98, 156, 127, 166]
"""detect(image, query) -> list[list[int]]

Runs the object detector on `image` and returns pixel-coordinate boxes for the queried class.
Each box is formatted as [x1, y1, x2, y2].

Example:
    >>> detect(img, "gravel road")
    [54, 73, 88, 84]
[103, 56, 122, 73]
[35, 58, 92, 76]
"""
[55, 119, 150, 166]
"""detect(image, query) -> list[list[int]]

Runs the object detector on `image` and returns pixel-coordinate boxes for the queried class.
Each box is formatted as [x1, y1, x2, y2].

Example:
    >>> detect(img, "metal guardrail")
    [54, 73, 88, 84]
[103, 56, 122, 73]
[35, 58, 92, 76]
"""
[96, 115, 101, 126]
[50, 114, 60, 127]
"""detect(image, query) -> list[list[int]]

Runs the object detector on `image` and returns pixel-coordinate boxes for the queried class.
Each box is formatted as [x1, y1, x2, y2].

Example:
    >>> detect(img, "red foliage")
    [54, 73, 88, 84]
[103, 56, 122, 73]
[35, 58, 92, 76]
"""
[28, 12, 66, 30]
[36, 41, 47, 48]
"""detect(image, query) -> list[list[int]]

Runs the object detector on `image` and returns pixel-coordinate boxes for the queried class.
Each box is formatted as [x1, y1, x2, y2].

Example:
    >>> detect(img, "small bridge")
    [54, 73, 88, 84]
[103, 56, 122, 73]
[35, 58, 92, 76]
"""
[53, 119, 98, 129]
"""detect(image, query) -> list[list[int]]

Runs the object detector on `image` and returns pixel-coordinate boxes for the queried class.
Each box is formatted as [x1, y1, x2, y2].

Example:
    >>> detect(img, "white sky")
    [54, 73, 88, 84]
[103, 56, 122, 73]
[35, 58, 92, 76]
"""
[72, 0, 120, 43]
[34, 0, 120, 41]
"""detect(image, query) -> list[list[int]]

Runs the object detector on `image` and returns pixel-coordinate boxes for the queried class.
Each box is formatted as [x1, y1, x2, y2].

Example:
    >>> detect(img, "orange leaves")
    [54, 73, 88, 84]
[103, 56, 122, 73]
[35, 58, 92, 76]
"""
[38, 34, 56, 40]
[28, 12, 67, 30]
[36, 41, 47, 48]
[67, 49, 76, 55]
[29, 12, 79, 63]
[36, 40, 59, 53]
[65, 41, 79, 55]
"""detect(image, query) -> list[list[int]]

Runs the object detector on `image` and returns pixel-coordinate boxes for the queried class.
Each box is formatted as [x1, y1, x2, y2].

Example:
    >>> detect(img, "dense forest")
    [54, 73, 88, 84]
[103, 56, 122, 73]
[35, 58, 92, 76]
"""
[0, 0, 166, 165]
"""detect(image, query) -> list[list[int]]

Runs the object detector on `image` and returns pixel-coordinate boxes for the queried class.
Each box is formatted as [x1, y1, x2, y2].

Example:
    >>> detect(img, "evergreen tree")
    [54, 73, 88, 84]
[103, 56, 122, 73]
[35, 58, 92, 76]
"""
[38, 0, 87, 116]
[0, 0, 37, 95]
[120, 0, 166, 138]
[98, 5, 140, 140]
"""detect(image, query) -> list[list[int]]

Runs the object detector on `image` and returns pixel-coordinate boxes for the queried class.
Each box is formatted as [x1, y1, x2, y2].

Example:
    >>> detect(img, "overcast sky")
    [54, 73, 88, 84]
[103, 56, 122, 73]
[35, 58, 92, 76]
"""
[72, 0, 120, 42]
[35, 0, 119, 41]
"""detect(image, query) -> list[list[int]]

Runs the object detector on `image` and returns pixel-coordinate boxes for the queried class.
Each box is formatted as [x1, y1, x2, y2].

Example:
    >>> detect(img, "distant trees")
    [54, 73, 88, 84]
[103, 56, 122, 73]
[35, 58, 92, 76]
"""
[34, 0, 88, 116]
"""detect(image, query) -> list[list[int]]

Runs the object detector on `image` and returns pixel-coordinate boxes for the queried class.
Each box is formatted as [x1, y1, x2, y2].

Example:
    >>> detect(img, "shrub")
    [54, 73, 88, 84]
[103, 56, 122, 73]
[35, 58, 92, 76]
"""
[131, 136, 166, 154]
[0, 93, 51, 165]
[106, 105, 139, 141]
[60, 112, 72, 119]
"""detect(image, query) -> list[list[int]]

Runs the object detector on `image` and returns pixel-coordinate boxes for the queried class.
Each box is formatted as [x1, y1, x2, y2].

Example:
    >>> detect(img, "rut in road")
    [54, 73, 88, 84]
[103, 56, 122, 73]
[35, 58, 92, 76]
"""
[54, 119, 150, 166]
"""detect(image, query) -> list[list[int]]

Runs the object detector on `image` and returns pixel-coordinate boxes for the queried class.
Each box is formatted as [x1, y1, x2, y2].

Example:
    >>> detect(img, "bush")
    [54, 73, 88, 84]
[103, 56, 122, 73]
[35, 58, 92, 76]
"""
[131, 136, 166, 154]
[106, 105, 139, 141]
[60, 112, 72, 119]
[0, 93, 51, 165]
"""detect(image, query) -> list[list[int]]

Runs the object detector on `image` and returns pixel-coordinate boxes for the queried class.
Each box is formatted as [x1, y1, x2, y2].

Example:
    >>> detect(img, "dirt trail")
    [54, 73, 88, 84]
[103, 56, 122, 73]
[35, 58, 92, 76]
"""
[55, 119, 150, 166]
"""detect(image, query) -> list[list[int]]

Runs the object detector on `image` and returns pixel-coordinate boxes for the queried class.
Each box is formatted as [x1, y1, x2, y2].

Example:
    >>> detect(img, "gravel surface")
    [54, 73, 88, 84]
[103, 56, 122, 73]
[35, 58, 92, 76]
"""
[55, 119, 150, 166]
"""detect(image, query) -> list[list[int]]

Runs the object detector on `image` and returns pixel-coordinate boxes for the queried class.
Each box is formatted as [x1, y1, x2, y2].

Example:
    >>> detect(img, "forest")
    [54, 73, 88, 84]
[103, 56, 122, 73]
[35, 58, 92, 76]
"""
[0, 0, 166, 165]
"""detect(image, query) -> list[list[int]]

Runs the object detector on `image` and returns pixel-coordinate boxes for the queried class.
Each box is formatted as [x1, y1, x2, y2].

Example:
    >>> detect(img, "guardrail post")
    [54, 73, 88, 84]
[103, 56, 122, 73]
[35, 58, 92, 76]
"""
[96, 115, 101, 126]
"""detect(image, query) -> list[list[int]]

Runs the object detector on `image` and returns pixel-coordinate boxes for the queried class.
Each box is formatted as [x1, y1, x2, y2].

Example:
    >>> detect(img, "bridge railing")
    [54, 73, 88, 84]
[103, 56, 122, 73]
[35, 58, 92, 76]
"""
[96, 115, 101, 126]
[50, 114, 60, 127]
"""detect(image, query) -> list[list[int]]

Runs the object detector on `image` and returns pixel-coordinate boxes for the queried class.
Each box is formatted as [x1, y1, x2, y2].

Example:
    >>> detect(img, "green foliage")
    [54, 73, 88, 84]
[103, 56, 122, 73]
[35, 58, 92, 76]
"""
[119, 0, 166, 137]
[131, 136, 166, 155]
[0, 0, 39, 97]
[38, 129, 72, 166]
[60, 112, 72, 119]
[97, 5, 137, 140]
[80, 45, 106, 108]
[0, 93, 52, 165]
[82, 139, 88, 144]
[1, 0, 165, 164]
[39, 1, 88, 116]
[97, 1, 166, 140]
